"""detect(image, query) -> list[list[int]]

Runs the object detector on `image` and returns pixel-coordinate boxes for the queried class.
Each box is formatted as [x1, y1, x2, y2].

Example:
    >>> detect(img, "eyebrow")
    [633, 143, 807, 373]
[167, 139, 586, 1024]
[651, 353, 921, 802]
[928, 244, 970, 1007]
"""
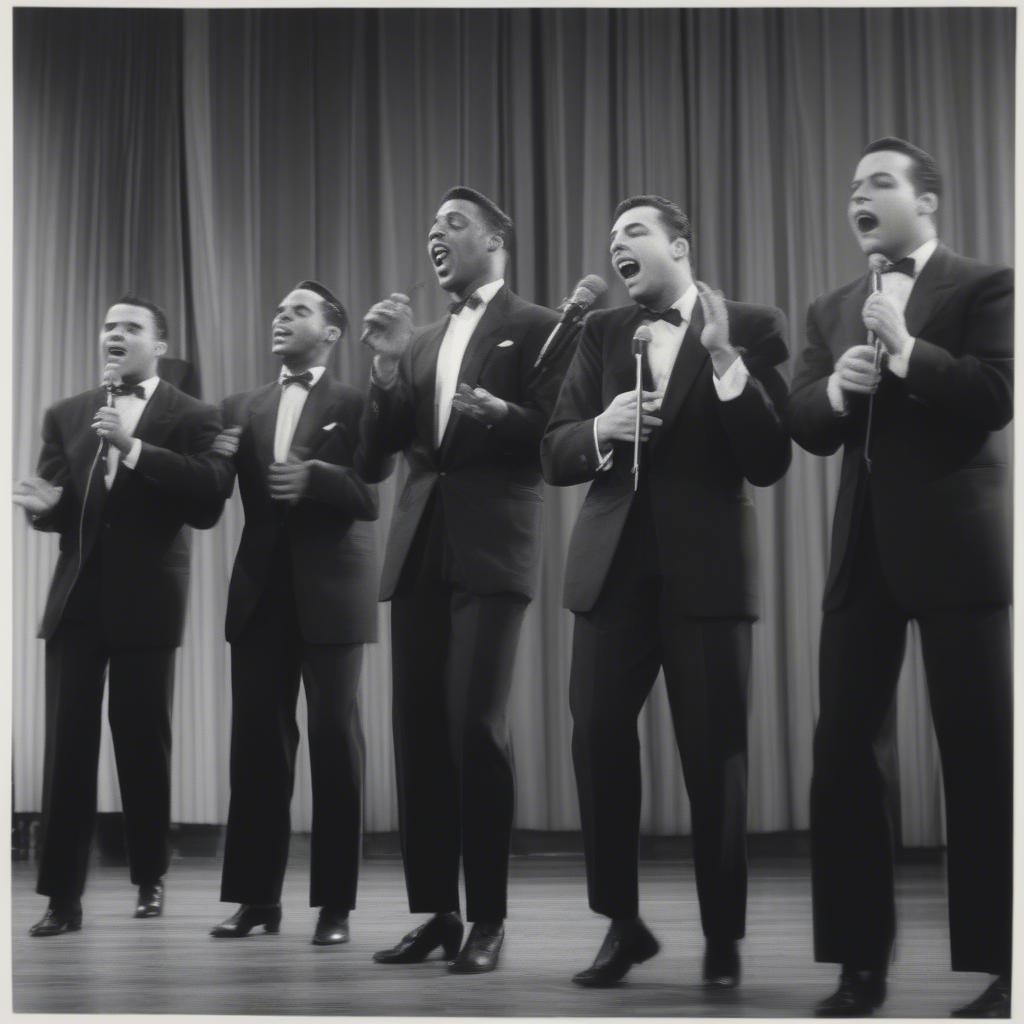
[851, 172, 897, 189]
[610, 220, 647, 242]
[104, 320, 144, 330]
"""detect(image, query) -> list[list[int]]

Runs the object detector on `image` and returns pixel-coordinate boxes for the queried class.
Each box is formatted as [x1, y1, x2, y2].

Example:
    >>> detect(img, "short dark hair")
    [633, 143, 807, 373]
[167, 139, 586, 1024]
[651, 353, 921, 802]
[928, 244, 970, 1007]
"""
[441, 186, 515, 253]
[295, 279, 348, 338]
[862, 137, 943, 198]
[614, 195, 694, 255]
[115, 295, 168, 340]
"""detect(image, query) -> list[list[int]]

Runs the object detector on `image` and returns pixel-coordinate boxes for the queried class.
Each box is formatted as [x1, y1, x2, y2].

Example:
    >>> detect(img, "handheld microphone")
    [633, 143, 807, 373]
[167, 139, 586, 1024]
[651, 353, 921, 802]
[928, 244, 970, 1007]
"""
[631, 323, 652, 492]
[863, 254, 887, 471]
[100, 365, 122, 456]
[532, 274, 608, 372]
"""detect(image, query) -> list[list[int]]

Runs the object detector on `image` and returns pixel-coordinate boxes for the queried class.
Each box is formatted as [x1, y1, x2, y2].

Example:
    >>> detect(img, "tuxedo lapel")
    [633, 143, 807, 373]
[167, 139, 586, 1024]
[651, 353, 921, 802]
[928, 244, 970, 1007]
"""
[287, 374, 337, 459]
[902, 244, 959, 340]
[840, 276, 871, 356]
[414, 319, 449, 450]
[249, 381, 282, 469]
[650, 301, 709, 454]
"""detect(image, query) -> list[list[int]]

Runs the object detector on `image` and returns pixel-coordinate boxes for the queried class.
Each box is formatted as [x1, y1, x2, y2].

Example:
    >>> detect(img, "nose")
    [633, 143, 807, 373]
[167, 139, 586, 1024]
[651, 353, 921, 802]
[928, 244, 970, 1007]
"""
[428, 225, 445, 242]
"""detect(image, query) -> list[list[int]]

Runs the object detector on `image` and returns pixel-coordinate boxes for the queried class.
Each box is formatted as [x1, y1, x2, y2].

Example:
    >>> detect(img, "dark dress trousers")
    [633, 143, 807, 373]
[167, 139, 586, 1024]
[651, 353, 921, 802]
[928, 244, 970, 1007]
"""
[219, 373, 379, 910]
[541, 300, 790, 934]
[789, 244, 1013, 974]
[358, 285, 559, 923]
[31, 380, 229, 901]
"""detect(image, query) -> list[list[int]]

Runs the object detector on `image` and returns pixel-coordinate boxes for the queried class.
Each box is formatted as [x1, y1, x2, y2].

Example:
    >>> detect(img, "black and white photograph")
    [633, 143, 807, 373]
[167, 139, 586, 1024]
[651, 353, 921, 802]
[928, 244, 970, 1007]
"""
[7, 2, 1015, 1017]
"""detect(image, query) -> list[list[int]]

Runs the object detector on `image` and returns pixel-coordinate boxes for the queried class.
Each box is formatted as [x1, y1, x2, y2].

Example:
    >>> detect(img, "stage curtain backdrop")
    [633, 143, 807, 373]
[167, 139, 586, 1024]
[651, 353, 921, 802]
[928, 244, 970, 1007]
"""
[12, 8, 1014, 843]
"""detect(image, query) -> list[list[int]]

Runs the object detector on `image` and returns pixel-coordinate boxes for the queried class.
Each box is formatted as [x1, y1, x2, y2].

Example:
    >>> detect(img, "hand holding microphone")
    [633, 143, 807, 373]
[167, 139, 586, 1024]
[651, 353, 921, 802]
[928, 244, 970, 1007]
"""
[93, 365, 131, 454]
[361, 292, 415, 384]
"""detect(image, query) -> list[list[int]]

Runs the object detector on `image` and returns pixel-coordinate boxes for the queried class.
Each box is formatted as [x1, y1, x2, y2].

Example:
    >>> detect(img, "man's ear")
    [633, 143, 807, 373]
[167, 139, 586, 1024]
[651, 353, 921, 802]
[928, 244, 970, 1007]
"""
[154, 340, 168, 358]
[487, 234, 503, 253]
[671, 236, 690, 262]
[916, 191, 939, 217]
[324, 326, 341, 345]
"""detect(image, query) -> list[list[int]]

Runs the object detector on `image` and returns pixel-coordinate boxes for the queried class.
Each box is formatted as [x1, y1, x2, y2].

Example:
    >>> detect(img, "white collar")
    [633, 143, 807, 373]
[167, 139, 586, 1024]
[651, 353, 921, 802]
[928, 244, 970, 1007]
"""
[906, 238, 939, 275]
[279, 365, 327, 385]
[668, 283, 700, 324]
[128, 376, 160, 399]
[470, 278, 505, 307]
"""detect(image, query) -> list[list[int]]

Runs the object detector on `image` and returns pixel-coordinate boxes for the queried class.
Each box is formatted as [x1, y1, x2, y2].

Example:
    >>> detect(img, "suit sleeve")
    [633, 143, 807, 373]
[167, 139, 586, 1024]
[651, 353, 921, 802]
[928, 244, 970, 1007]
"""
[356, 348, 414, 484]
[132, 402, 233, 529]
[904, 266, 1013, 430]
[714, 308, 792, 487]
[789, 300, 856, 456]
[540, 316, 608, 486]
[29, 406, 75, 534]
[304, 393, 379, 521]
[487, 311, 562, 455]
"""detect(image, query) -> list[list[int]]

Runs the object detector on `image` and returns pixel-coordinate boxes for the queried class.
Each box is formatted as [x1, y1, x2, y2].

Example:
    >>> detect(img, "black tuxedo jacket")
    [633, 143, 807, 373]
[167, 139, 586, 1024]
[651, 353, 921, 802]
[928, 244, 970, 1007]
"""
[359, 285, 559, 601]
[222, 373, 379, 645]
[541, 299, 791, 617]
[32, 380, 230, 646]
[789, 244, 1013, 612]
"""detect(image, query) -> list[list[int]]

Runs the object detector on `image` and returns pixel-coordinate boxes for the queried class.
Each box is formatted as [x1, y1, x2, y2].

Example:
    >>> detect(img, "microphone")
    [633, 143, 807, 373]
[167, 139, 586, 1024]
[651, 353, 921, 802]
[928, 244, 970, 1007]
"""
[863, 254, 887, 471]
[631, 323, 652, 492]
[532, 274, 608, 373]
[99, 365, 122, 456]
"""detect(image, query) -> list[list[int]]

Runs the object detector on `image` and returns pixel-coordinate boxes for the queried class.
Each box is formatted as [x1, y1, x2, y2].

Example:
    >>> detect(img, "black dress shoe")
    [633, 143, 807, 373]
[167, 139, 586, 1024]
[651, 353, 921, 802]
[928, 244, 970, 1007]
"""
[135, 881, 164, 918]
[372, 912, 464, 964]
[704, 938, 740, 988]
[815, 968, 887, 1017]
[312, 907, 350, 946]
[572, 918, 661, 987]
[210, 904, 282, 938]
[448, 922, 504, 974]
[29, 901, 82, 937]
[951, 975, 1010, 1018]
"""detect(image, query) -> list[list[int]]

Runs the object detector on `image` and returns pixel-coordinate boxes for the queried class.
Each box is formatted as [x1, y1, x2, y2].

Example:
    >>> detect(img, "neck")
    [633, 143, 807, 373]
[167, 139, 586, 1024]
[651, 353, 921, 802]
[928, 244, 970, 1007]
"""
[887, 228, 936, 262]
[646, 270, 693, 312]
[453, 268, 502, 303]
[282, 353, 327, 374]
[121, 364, 157, 386]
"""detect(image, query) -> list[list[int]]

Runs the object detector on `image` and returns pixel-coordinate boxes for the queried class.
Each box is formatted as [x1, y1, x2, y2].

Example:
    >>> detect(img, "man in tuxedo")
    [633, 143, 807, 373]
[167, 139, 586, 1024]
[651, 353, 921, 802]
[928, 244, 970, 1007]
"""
[541, 195, 790, 988]
[789, 138, 1012, 1018]
[358, 187, 560, 973]
[13, 296, 230, 935]
[208, 281, 379, 946]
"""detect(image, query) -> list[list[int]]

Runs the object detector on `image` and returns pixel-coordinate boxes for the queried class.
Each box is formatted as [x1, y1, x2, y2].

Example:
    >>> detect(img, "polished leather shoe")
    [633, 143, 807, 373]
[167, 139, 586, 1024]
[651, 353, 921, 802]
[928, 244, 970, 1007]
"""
[572, 918, 660, 987]
[448, 921, 504, 974]
[704, 938, 740, 988]
[951, 975, 1010, 1018]
[210, 904, 282, 938]
[29, 901, 82, 937]
[372, 912, 464, 964]
[134, 881, 164, 918]
[312, 907, 350, 946]
[815, 968, 887, 1017]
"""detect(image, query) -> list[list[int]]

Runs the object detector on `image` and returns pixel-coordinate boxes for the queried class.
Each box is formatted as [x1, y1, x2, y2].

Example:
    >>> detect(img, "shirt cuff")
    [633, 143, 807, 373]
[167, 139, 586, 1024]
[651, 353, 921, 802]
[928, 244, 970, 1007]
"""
[122, 438, 142, 469]
[886, 337, 915, 378]
[593, 416, 614, 472]
[712, 355, 749, 401]
[826, 373, 849, 416]
[370, 356, 399, 390]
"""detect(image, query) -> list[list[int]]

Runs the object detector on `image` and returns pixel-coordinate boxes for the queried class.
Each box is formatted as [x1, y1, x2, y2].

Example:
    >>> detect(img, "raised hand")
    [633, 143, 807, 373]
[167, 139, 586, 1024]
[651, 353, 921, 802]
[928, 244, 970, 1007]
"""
[92, 406, 132, 453]
[362, 292, 415, 373]
[451, 383, 508, 425]
[862, 292, 913, 359]
[696, 281, 739, 377]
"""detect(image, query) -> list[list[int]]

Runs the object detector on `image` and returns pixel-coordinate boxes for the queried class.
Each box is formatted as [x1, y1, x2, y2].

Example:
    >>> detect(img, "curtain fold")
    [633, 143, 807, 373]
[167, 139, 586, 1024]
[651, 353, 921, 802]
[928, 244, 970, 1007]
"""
[13, 7, 1013, 843]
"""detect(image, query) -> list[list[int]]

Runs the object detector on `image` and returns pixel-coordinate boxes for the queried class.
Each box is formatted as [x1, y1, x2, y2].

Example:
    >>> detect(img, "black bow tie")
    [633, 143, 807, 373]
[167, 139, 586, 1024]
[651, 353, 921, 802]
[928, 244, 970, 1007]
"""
[640, 306, 684, 327]
[879, 257, 916, 278]
[448, 295, 483, 316]
[280, 371, 314, 390]
[108, 383, 146, 399]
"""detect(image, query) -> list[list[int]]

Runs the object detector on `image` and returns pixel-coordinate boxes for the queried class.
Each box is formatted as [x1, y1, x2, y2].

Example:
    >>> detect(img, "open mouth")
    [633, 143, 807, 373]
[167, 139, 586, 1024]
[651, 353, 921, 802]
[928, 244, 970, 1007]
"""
[615, 257, 641, 281]
[106, 344, 127, 359]
[855, 212, 880, 233]
[431, 244, 451, 271]
[272, 328, 291, 340]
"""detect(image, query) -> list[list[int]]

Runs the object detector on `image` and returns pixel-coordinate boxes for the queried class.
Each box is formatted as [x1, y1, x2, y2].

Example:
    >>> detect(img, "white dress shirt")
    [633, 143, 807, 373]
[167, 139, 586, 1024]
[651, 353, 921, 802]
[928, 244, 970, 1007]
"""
[274, 365, 326, 462]
[105, 376, 160, 489]
[594, 285, 750, 467]
[434, 278, 504, 447]
[827, 237, 938, 414]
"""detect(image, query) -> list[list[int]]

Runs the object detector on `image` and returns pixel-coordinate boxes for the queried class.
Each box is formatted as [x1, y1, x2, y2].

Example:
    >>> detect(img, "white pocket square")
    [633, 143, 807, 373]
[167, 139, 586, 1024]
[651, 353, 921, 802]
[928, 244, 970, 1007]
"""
[322, 421, 338, 432]
[497, 339, 515, 349]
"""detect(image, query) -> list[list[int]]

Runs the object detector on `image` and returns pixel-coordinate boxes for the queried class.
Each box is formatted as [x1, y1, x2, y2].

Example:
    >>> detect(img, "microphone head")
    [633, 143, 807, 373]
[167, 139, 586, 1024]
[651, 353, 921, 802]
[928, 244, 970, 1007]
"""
[102, 365, 122, 389]
[867, 253, 889, 273]
[567, 274, 609, 311]
[632, 323, 653, 356]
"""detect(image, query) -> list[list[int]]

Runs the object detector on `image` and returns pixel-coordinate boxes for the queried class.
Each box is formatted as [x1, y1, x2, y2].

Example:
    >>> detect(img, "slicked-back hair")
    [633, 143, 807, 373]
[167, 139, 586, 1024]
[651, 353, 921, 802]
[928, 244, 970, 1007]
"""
[441, 186, 515, 253]
[614, 194, 694, 257]
[295, 279, 348, 338]
[862, 136, 943, 199]
[115, 295, 168, 340]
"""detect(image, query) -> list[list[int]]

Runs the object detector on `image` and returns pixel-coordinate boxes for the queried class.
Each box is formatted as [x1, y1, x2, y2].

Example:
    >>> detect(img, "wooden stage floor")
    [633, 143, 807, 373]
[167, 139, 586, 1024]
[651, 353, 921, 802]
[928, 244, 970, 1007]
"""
[12, 853, 985, 1016]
